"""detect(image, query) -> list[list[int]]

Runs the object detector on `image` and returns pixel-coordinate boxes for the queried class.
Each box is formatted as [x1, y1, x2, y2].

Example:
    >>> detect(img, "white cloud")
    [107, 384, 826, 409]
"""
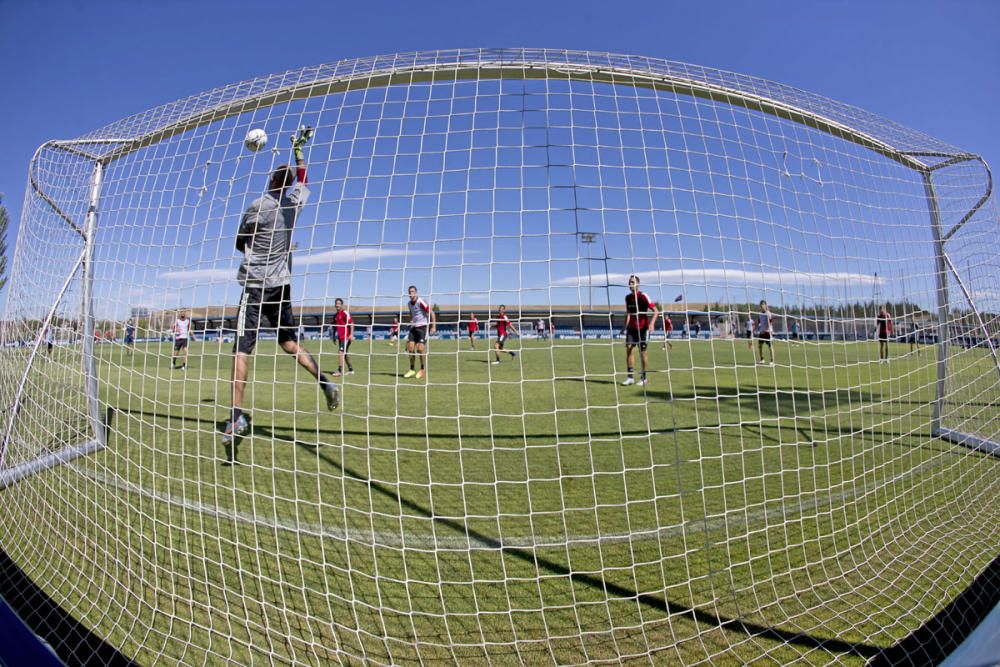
[158, 267, 235, 283]
[296, 247, 432, 266]
[552, 268, 884, 288]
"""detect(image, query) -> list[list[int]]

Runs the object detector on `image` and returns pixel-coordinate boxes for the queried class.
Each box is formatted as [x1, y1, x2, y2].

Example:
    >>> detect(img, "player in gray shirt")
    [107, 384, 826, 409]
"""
[223, 126, 338, 456]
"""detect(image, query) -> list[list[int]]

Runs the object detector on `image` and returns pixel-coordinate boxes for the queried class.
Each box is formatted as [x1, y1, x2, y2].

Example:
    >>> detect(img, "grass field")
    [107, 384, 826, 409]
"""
[3, 336, 999, 665]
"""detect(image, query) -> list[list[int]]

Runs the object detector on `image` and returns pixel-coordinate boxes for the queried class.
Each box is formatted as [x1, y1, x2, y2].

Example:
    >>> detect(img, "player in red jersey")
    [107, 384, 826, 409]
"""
[876, 304, 893, 364]
[492, 305, 519, 364]
[468, 313, 479, 349]
[661, 313, 674, 350]
[622, 275, 659, 386]
[388, 316, 400, 346]
[332, 298, 354, 376]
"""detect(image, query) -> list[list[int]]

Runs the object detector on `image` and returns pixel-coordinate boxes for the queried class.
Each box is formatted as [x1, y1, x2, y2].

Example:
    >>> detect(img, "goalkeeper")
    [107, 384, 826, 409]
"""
[223, 126, 338, 447]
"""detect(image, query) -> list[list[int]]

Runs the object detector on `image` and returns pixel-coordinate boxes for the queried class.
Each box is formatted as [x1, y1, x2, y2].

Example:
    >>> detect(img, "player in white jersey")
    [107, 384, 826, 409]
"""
[172, 311, 191, 370]
[756, 300, 775, 366]
[404, 285, 436, 379]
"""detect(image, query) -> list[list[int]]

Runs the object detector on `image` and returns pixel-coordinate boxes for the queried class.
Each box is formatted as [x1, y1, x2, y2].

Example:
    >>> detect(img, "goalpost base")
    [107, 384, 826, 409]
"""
[935, 427, 1000, 458]
[0, 440, 105, 490]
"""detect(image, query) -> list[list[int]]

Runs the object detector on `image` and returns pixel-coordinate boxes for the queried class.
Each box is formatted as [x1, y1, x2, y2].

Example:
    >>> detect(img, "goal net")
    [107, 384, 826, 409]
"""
[1, 49, 999, 665]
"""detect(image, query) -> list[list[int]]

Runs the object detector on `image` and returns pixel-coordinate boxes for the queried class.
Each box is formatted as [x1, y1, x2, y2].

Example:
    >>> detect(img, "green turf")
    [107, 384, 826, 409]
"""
[2, 337, 999, 665]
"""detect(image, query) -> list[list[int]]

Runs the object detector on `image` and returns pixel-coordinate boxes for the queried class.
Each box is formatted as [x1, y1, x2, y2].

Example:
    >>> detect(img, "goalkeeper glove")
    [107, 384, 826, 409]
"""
[291, 125, 314, 161]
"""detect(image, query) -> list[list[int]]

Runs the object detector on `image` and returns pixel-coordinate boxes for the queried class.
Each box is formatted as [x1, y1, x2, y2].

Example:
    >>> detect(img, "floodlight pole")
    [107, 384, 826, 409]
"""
[580, 233, 597, 313]
[81, 161, 105, 447]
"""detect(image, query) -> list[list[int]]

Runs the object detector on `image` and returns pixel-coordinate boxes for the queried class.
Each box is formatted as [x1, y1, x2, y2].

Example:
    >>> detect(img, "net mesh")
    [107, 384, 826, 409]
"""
[1, 49, 998, 665]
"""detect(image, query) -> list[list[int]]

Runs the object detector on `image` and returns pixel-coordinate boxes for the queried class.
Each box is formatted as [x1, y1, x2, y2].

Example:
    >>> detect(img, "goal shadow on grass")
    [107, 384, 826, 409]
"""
[110, 403, 992, 662]
[272, 425, 885, 661]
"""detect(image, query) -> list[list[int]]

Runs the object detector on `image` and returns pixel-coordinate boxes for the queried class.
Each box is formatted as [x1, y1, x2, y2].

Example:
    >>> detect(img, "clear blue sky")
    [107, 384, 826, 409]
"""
[1, 0, 998, 315]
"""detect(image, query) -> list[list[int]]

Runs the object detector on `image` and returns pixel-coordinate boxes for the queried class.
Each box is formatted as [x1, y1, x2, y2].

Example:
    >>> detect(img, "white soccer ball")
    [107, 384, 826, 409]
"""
[244, 129, 268, 152]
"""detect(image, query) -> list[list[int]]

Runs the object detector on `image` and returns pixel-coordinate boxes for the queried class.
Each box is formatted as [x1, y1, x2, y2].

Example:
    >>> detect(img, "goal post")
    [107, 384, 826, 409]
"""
[2, 49, 999, 665]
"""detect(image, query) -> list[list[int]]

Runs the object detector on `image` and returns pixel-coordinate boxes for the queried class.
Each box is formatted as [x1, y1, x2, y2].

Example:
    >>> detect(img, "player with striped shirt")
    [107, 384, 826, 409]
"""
[492, 305, 519, 364]
[404, 285, 436, 379]
[333, 298, 354, 376]
[622, 275, 659, 386]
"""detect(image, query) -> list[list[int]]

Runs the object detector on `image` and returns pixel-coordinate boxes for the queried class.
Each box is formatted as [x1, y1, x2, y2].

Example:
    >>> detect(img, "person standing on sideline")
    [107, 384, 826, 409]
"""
[223, 126, 338, 447]
[172, 311, 191, 370]
[876, 304, 893, 363]
[124, 319, 136, 356]
[404, 285, 436, 379]
[622, 275, 659, 386]
[756, 300, 775, 366]
[661, 314, 674, 350]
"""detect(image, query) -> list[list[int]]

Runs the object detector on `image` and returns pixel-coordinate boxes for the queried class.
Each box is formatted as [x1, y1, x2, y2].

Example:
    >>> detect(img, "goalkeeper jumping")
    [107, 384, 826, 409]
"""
[223, 126, 338, 449]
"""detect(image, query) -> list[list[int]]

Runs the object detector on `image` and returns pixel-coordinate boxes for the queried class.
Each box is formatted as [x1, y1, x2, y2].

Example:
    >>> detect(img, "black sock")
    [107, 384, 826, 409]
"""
[318, 372, 331, 389]
[232, 408, 243, 424]
[627, 367, 634, 376]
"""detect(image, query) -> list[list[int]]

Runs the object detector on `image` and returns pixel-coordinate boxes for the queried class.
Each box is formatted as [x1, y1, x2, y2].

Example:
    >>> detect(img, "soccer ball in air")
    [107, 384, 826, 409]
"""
[244, 129, 268, 152]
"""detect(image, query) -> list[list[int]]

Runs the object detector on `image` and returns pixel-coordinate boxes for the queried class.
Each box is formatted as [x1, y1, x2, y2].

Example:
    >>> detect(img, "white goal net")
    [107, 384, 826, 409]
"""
[1, 49, 999, 665]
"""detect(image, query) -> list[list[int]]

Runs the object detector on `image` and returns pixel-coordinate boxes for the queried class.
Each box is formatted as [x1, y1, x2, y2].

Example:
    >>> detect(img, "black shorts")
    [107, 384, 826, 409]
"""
[745, 330, 753, 339]
[174, 338, 189, 351]
[758, 331, 772, 342]
[235, 284, 298, 355]
[790, 332, 799, 340]
[878, 332, 889, 342]
[625, 328, 648, 349]
[124, 335, 134, 345]
[408, 326, 427, 345]
[338, 339, 352, 353]
[496, 335, 507, 349]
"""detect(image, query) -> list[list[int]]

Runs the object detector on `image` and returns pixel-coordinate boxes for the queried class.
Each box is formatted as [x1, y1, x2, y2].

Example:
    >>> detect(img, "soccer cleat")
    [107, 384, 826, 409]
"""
[403, 369, 417, 378]
[636, 378, 647, 386]
[768, 361, 775, 367]
[222, 414, 250, 445]
[622, 377, 635, 386]
[511, 351, 517, 358]
[323, 382, 339, 411]
[416, 369, 425, 379]
[491, 360, 500, 365]
[348, 369, 355, 375]
[332, 370, 343, 378]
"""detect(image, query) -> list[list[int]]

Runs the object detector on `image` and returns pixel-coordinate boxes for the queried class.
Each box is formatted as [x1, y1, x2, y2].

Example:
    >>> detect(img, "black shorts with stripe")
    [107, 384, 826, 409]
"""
[235, 284, 298, 355]
[625, 327, 648, 349]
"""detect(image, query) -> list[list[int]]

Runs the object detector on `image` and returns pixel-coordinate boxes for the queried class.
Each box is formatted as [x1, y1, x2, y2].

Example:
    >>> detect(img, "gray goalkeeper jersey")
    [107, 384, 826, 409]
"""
[236, 183, 310, 288]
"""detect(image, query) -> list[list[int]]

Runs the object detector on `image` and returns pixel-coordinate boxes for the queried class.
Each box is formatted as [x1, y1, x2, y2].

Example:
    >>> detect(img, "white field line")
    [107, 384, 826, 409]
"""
[77, 454, 950, 551]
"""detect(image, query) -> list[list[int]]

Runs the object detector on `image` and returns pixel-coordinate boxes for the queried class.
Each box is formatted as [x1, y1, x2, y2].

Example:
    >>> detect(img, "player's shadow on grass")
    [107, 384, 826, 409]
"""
[558, 376, 619, 386]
